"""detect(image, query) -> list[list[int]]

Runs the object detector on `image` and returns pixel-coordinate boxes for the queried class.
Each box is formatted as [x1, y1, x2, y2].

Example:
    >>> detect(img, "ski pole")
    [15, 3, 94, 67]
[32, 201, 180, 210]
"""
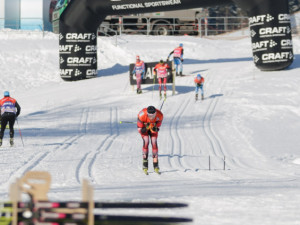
[119, 121, 137, 124]
[16, 119, 24, 147]
[152, 73, 156, 99]
[159, 98, 165, 111]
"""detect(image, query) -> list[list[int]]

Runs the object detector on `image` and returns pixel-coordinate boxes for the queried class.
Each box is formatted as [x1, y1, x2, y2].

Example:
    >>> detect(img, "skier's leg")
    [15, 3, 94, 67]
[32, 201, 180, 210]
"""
[0, 116, 8, 140]
[200, 86, 204, 100]
[195, 86, 199, 100]
[150, 133, 159, 169]
[142, 134, 150, 169]
[136, 73, 142, 92]
[179, 59, 183, 75]
[8, 116, 15, 138]
[158, 78, 162, 98]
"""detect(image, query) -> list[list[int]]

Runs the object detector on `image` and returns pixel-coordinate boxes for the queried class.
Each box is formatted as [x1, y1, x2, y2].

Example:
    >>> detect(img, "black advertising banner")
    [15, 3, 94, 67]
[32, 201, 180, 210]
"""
[129, 61, 173, 85]
[247, 0, 293, 70]
[59, 0, 294, 81]
[59, 23, 98, 81]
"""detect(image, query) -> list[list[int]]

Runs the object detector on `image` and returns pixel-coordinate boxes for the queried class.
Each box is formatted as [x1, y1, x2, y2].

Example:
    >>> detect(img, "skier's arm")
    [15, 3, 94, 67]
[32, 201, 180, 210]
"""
[168, 50, 174, 59]
[15, 101, 21, 117]
[181, 49, 184, 62]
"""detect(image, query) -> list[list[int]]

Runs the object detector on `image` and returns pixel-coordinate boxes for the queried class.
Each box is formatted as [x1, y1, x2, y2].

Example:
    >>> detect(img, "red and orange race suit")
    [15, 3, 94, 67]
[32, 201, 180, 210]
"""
[0, 97, 17, 115]
[137, 108, 164, 159]
[137, 108, 163, 134]
[194, 76, 204, 85]
[153, 63, 170, 78]
[173, 46, 183, 58]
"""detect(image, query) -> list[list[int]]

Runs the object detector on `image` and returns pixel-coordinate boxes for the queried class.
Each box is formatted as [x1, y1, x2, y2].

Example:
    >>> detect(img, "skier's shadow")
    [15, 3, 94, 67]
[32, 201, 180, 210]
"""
[143, 84, 194, 94]
[209, 94, 223, 98]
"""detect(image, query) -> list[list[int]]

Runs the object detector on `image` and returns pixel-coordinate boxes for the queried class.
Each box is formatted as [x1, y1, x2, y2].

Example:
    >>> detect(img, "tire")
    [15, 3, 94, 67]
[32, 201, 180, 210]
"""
[153, 24, 171, 36]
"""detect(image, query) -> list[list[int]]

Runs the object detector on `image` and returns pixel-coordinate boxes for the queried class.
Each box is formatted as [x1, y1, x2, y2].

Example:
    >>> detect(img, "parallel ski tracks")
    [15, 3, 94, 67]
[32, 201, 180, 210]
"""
[76, 106, 120, 184]
[167, 97, 192, 172]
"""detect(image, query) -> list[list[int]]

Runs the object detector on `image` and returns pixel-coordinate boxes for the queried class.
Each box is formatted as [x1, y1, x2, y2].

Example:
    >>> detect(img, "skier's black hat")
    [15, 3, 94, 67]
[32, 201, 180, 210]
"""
[147, 106, 156, 114]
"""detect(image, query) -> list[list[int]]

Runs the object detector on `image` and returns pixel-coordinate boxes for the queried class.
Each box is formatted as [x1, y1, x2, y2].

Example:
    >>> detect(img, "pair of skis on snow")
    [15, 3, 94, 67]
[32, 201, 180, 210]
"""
[1, 171, 192, 225]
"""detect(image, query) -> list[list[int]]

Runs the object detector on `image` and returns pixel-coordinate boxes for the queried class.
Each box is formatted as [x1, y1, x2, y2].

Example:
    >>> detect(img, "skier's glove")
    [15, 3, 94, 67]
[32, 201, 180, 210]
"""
[146, 123, 150, 129]
[181, 58, 184, 62]
[141, 127, 147, 134]
[152, 127, 159, 132]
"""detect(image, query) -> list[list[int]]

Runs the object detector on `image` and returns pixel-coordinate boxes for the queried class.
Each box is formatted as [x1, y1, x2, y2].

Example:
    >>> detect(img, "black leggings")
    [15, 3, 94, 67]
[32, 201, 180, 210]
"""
[0, 113, 16, 139]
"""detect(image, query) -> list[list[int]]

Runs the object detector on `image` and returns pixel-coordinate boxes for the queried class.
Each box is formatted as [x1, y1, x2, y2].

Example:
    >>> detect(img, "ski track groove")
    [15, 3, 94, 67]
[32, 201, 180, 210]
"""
[87, 107, 120, 183]
[0, 151, 50, 186]
[76, 151, 90, 183]
[168, 97, 190, 171]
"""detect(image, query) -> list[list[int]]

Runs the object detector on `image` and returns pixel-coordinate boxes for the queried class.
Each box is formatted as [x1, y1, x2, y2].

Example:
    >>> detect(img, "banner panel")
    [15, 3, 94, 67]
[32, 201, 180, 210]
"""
[129, 61, 173, 85]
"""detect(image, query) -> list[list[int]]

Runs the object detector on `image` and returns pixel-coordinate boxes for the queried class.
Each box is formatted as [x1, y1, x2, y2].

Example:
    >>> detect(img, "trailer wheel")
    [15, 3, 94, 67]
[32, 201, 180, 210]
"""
[153, 24, 171, 36]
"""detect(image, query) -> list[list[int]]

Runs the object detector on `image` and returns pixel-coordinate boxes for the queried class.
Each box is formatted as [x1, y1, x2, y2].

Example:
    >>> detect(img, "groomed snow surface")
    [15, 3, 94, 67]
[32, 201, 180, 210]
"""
[0, 31, 300, 225]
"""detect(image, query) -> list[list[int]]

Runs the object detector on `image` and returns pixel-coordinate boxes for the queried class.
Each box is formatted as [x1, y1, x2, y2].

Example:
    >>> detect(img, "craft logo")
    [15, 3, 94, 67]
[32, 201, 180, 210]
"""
[65, 33, 96, 42]
[262, 52, 290, 62]
[87, 69, 97, 76]
[59, 33, 64, 40]
[278, 14, 290, 23]
[74, 69, 82, 76]
[59, 45, 73, 53]
[259, 26, 289, 37]
[281, 39, 293, 49]
[85, 45, 97, 52]
[252, 40, 277, 52]
[93, 57, 97, 64]
[60, 57, 65, 64]
[250, 29, 256, 38]
[253, 55, 260, 63]
[74, 45, 82, 52]
[60, 69, 73, 77]
[67, 57, 94, 65]
[249, 14, 274, 27]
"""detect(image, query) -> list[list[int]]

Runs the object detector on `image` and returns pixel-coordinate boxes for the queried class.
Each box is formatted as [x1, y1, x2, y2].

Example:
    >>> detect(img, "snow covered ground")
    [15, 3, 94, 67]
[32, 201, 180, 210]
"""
[0, 30, 300, 225]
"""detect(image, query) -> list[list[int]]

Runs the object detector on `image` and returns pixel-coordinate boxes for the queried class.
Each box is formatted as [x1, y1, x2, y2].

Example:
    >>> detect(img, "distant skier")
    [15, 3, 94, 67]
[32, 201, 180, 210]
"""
[194, 74, 205, 101]
[132, 55, 145, 94]
[0, 91, 21, 146]
[137, 106, 163, 175]
[167, 43, 184, 76]
[153, 59, 171, 99]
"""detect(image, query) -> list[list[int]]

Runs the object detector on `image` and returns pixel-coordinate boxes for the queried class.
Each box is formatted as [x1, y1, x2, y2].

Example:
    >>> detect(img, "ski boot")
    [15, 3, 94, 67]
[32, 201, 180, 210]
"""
[180, 71, 182, 76]
[10, 138, 14, 147]
[201, 94, 204, 100]
[0, 139, 2, 147]
[154, 167, 161, 174]
[143, 159, 149, 175]
[153, 162, 161, 175]
[195, 93, 198, 101]
[159, 91, 162, 100]
[164, 93, 167, 100]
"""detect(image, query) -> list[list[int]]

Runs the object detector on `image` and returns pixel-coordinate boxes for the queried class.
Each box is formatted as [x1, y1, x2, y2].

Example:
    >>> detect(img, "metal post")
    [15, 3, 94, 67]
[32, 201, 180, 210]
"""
[223, 156, 226, 170]
[172, 61, 175, 96]
[198, 18, 202, 38]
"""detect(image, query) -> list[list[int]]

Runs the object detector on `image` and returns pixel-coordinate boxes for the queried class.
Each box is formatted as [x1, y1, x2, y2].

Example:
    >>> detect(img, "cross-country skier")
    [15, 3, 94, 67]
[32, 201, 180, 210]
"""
[194, 74, 205, 100]
[167, 43, 184, 76]
[137, 106, 163, 175]
[0, 91, 21, 146]
[153, 59, 170, 99]
[132, 55, 145, 94]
